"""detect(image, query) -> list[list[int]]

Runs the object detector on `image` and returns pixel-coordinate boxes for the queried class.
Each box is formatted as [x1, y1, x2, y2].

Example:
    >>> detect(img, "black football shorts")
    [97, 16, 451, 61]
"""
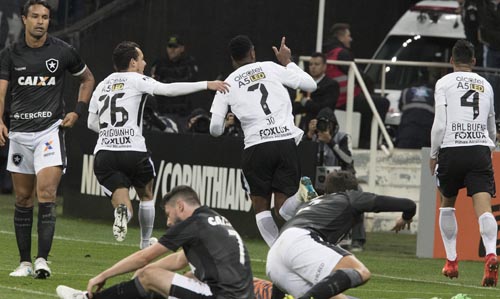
[242, 138, 300, 197]
[93, 150, 155, 197]
[436, 145, 495, 197]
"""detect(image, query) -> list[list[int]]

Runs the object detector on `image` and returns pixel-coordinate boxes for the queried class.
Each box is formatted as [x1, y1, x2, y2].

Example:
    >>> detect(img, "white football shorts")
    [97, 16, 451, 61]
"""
[7, 120, 66, 175]
[266, 227, 347, 297]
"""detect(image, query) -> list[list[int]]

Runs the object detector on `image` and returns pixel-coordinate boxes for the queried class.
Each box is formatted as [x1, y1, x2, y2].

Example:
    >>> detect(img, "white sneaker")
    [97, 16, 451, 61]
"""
[34, 257, 51, 279]
[140, 237, 158, 249]
[298, 176, 318, 202]
[56, 285, 88, 299]
[113, 204, 128, 242]
[9, 262, 33, 277]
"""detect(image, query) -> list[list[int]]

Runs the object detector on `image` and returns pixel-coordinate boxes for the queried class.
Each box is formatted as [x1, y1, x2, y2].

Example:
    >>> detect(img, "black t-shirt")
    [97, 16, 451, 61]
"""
[282, 190, 416, 244]
[159, 206, 254, 299]
[0, 35, 86, 132]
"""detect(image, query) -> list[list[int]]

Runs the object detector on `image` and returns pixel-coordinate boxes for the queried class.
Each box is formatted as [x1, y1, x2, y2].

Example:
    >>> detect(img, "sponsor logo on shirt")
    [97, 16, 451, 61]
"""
[234, 66, 266, 87]
[14, 66, 26, 71]
[455, 76, 485, 92]
[18, 76, 56, 86]
[208, 215, 231, 226]
[12, 111, 53, 120]
[451, 122, 488, 144]
[46, 58, 59, 73]
[259, 125, 291, 139]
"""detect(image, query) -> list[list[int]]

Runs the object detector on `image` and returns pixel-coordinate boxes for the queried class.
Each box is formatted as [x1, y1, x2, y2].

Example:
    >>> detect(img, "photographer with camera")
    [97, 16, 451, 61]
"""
[187, 108, 211, 134]
[304, 107, 366, 251]
[304, 107, 355, 177]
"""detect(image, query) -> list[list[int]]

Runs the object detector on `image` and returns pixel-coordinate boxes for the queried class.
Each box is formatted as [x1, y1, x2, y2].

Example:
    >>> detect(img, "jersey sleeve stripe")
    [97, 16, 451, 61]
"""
[71, 65, 87, 77]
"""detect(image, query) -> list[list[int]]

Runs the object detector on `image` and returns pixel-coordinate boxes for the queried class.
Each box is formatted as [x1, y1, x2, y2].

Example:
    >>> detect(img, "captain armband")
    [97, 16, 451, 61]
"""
[74, 101, 88, 118]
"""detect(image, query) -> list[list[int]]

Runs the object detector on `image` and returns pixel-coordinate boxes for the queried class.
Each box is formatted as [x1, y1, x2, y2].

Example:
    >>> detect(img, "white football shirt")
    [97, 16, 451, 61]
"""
[431, 71, 495, 157]
[89, 72, 158, 153]
[210, 61, 316, 148]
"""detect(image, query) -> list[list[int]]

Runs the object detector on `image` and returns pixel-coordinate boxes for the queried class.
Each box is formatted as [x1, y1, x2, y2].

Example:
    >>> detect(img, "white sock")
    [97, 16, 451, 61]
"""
[256, 210, 279, 247]
[139, 200, 155, 246]
[478, 212, 498, 256]
[279, 193, 303, 220]
[439, 207, 458, 261]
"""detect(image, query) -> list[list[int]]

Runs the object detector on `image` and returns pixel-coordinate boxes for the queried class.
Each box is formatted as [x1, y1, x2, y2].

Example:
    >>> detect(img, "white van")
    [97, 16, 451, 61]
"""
[364, 0, 465, 112]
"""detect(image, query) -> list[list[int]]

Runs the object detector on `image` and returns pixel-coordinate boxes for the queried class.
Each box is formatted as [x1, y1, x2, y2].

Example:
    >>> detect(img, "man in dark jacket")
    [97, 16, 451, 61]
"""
[294, 52, 339, 131]
[478, 0, 500, 68]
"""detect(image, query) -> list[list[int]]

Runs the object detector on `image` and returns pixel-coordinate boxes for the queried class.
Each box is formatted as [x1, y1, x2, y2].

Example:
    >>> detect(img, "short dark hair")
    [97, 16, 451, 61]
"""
[112, 41, 140, 72]
[229, 35, 253, 61]
[310, 52, 327, 64]
[330, 23, 350, 38]
[162, 185, 201, 207]
[325, 170, 359, 193]
[452, 39, 475, 65]
[22, 0, 51, 17]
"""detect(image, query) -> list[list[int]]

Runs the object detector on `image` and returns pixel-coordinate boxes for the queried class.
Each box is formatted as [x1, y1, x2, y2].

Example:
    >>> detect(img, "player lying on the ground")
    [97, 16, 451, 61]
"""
[266, 170, 416, 299]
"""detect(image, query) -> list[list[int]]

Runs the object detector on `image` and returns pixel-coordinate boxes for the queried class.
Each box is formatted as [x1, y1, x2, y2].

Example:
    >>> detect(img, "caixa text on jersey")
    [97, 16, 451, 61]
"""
[17, 76, 55, 86]
[12, 111, 52, 120]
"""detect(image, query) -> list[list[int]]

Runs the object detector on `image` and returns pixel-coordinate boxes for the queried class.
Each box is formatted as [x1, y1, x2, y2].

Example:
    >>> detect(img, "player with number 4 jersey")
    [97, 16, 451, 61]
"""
[430, 40, 498, 287]
[87, 41, 229, 248]
[210, 35, 316, 247]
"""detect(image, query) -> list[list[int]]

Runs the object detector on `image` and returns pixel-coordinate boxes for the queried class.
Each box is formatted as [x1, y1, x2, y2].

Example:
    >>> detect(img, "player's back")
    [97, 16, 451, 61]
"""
[90, 72, 157, 153]
[435, 71, 495, 149]
[221, 61, 303, 148]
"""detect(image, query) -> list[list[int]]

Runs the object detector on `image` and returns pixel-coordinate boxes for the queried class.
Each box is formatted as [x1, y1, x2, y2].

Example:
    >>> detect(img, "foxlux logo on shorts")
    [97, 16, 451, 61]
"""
[13, 111, 52, 120]
[259, 126, 290, 138]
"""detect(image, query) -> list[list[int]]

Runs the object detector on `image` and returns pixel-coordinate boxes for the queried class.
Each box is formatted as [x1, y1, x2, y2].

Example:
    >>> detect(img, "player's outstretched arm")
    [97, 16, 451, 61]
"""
[153, 80, 229, 97]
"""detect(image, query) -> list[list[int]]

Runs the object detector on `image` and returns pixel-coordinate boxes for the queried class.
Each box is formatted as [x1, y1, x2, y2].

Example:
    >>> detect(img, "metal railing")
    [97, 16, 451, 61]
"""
[299, 56, 394, 189]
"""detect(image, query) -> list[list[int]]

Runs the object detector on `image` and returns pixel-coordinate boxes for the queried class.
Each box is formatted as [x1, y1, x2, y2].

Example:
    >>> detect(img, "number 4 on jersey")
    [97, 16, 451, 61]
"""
[460, 90, 479, 120]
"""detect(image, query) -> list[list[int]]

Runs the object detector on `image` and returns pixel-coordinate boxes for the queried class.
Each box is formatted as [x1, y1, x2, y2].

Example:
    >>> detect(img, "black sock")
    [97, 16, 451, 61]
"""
[14, 205, 33, 262]
[95, 278, 148, 299]
[299, 269, 363, 299]
[37, 202, 56, 260]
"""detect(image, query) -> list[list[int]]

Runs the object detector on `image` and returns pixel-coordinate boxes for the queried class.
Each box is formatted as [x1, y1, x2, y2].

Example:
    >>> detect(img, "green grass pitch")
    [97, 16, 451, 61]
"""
[0, 195, 497, 299]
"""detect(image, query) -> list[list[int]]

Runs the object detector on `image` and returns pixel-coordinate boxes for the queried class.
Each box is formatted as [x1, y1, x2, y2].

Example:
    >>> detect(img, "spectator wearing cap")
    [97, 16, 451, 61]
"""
[150, 34, 199, 118]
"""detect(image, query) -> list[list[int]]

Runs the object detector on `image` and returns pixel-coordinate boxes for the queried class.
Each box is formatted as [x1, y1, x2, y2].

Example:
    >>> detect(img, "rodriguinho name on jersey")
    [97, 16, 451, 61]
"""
[80, 155, 252, 212]
[99, 128, 135, 146]
[18, 76, 56, 86]
[455, 76, 484, 92]
[233, 66, 266, 87]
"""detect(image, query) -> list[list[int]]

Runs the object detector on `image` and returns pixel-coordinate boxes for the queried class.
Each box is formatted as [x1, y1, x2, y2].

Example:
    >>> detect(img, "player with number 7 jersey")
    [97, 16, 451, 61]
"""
[210, 35, 316, 248]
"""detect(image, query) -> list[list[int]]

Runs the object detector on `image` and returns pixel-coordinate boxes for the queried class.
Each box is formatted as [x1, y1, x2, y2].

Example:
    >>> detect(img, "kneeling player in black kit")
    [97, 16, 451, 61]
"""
[56, 186, 254, 299]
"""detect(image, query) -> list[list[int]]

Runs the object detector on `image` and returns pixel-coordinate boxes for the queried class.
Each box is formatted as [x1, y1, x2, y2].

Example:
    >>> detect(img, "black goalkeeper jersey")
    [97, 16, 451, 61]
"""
[159, 206, 254, 299]
[0, 35, 86, 132]
[282, 190, 417, 245]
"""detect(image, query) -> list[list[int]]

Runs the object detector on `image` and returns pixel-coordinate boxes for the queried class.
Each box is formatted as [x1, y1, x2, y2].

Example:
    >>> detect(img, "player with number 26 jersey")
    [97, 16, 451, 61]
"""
[89, 72, 157, 154]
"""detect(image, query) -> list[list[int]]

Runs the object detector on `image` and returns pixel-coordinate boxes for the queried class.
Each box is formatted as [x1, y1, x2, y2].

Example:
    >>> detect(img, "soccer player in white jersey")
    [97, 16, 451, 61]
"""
[209, 35, 317, 247]
[430, 39, 498, 287]
[87, 41, 228, 248]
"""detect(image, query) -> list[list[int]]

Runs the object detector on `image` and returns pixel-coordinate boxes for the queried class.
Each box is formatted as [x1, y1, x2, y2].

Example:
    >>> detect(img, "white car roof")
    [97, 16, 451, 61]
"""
[388, 0, 465, 39]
